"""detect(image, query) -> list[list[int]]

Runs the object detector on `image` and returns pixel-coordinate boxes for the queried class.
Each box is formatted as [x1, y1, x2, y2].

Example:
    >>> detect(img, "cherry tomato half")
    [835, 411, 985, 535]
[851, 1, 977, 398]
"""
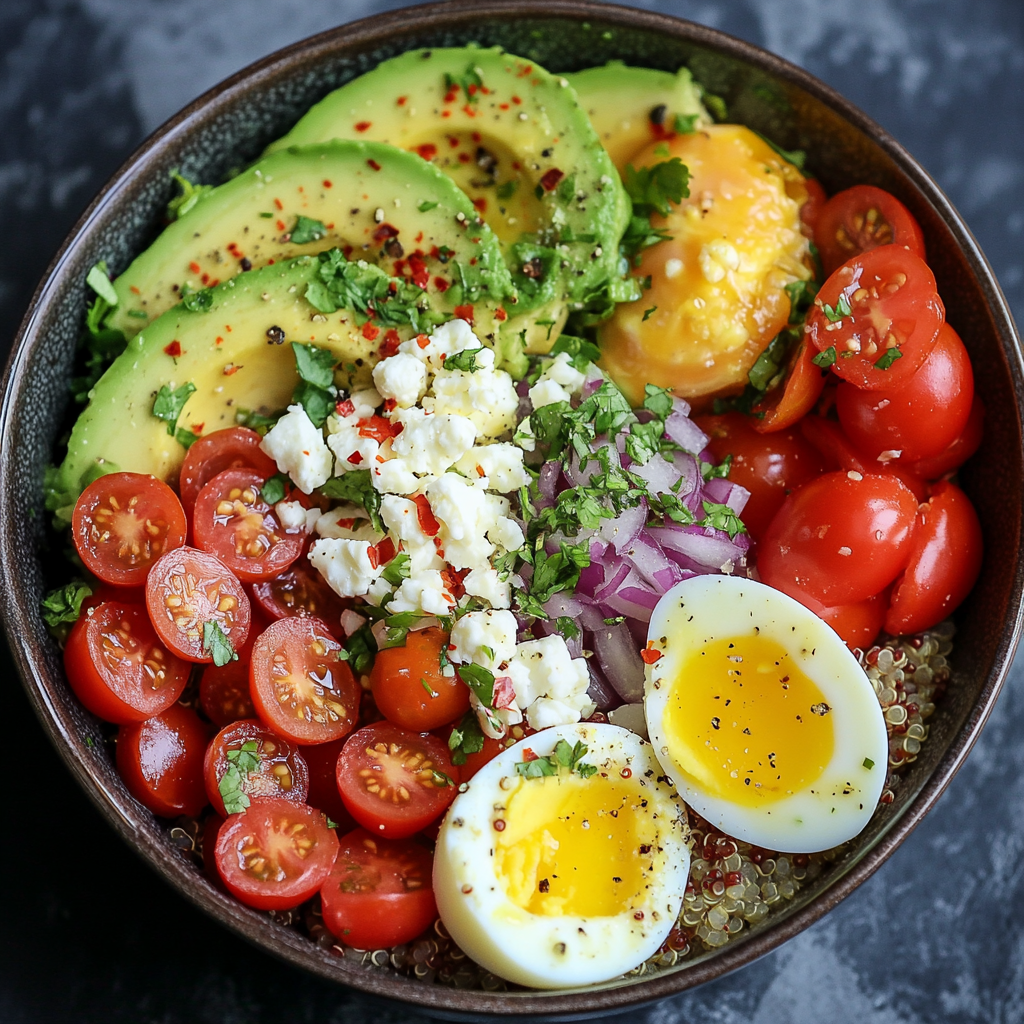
[193, 468, 305, 584]
[337, 722, 457, 839]
[214, 798, 339, 911]
[814, 185, 926, 276]
[806, 245, 944, 390]
[117, 703, 210, 817]
[320, 829, 437, 949]
[885, 481, 983, 635]
[178, 426, 277, 516]
[696, 413, 825, 541]
[758, 470, 919, 606]
[751, 336, 828, 433]
[249, 617, 360, 745]
[906, 395, 985, 481]
[203, 718, 310, 818]
[371, 627, 470, 732]
[251, 562, 347, 637]
[836, 322, 974, 463]
[72, 472, 186, 587]
[146, 546, 251, 663]
[64, 601, 190, 724]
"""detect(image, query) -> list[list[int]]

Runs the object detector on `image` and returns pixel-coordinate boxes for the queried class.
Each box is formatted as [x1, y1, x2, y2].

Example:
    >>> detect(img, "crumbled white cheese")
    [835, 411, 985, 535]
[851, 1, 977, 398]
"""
[326, 421, 381, 474]
[506, 634, 595, 729]
[449, 610, 518, 671]
[387, 569, 455, 616]
[372, 351, 428, 408]
[528, 377, 572, 409]
[315, 507, 382, 542]
[274, 500, 308, 531]
[538, 351, 586, 393]
[463, 566, 511, 609]
[386, 407, 477, 481]
[425, 366, 519, 438]
[308, 538, 383, 598]
[454, 443, 530, 492]
[426, 474, 499, 570]
[399, 317, 482, 373]
[513, 415, 536, 452]
[488, 515, 525, 553]
[260, 404, 333, 494]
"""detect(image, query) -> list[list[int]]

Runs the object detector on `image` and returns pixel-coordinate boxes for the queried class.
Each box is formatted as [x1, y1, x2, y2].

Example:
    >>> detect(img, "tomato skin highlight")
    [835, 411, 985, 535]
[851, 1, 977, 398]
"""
[371, 627, 470, 732]
[214, 798, 339, 911]
[836, 322, 974, 462]
[320, 828, 437, 949]
[64, 601, 190, 724]
[696, 413, 824, 541]
[814, 185, 926, 276]
[203, 718, 310, 817]
[806, 245, 944, 391]
[751, 337, 828, 434]
[337, 722, 458, 839]
[178, 426, 277, 516]
[885, 482, 983, 635]
[249, 617, 361, 745]
[117, 704, 210, 817]
[72, 472, 186, 587]
[906, 395, 984, 480]
[758, 470, 920, 606]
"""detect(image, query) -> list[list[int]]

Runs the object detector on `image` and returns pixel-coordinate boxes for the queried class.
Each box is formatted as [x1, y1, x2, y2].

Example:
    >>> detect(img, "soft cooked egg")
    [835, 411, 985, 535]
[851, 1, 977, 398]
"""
[432, 723, 689, 989]
[644, 576, 887, 853]
[599, 124, 813, 406]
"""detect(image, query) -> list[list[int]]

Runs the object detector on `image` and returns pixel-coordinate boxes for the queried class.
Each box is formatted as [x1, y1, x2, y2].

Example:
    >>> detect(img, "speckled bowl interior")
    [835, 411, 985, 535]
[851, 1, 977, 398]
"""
[2, 1, 1022, 1018]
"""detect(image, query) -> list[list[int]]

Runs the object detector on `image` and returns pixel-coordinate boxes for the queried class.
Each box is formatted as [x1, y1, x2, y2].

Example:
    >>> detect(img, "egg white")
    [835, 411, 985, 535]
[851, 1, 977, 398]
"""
[432, 723, 690, 989]
[644, 576, 888, 853]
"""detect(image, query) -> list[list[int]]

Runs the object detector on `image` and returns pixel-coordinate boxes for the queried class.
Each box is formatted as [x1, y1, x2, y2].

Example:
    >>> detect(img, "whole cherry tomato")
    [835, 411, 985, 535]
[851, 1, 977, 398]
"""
[799, 178, 827, 239]
[818, 591, 887, 651]
[906, 395, 984, 481]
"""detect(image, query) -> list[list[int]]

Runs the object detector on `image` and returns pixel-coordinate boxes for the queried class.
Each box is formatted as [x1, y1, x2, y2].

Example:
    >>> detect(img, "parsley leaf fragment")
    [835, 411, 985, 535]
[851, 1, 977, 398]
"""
[381, 552, 411, 587]
[457, 662, 495, 707]
[203, 621, 237, 668]
[167, 170, 213, 221]
[443, 348, 484, 372]
[515, 739, 597, 779]
[338, 622, 376, 677]
[623, 157, 690, 218]
[822, 293, 852, 323]
[290, 215, 327, 245]
[152, 382, 196, 437]
[448, 710, 486, 766]
[86, 262, 118, 307]
[812, 346, 837, 369]
[318, 470, 383, 533]
[701, 500, 747, 540]
[259, 473, 291, 505]
[40, 581, 92, 629]
[874, 347, 903, 370]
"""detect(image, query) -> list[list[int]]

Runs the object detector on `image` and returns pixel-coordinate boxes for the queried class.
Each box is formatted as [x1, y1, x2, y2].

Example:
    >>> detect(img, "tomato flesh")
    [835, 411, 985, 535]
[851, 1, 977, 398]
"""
[146, 546, 251, 662]
[751, 337, 828, 434]
[251, 562, 348, 637]
[193, 468, 305, 583]
[178, 426, 277, 516]
[116, 703, 210, 817]
[214, 797, 339, 911]
[250, 617, 361, 745]
[321, 828, 437, 948]
[203, 718, 310, 818]
[806, 245, 944, 390]
[371, 627, 470, 732]
[64, 601, 190, 724]
[337, 722, 457, 839]
[72, 472, 186, 587]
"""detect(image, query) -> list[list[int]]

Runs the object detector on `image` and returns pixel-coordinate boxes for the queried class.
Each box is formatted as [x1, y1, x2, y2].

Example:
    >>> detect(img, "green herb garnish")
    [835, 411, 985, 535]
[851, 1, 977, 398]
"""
[152, 382, 196, 437]
[203, 621, 237, 668]
[290, 215, 327, 244]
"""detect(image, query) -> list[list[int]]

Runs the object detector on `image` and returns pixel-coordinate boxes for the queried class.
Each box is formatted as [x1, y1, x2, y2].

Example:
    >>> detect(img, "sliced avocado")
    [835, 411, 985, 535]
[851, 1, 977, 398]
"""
[268, 47, 630, 350]
[566, 62, 710, 173]
[107, 141, 514, 346]
[57, 253, 434, 502]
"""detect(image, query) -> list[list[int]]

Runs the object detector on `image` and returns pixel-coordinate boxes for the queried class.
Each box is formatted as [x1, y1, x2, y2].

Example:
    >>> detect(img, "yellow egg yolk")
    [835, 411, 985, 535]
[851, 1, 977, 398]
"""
[492, 773, 654, 917]
[662, 634, 834, 805]
[599, 124, 813, 406]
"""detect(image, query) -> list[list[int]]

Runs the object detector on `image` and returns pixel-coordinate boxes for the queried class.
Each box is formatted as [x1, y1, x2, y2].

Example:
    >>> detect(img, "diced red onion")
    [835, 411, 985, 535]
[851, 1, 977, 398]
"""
[703, 476, 751, 515]
[598, 500, 647, 553]
[665, 410, 709, 455]
[621, 531, 684, 590]
[586, 662, 621, 711]
[652, 523, 749, 571]
[590, 620, 646, 702]
[538, 460, 561, 501]
[594, 561, 632, 603]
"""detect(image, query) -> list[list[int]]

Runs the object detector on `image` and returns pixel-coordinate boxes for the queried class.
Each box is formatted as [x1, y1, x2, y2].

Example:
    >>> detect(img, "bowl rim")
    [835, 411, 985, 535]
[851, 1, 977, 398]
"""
[2, 0, 1023, 1017]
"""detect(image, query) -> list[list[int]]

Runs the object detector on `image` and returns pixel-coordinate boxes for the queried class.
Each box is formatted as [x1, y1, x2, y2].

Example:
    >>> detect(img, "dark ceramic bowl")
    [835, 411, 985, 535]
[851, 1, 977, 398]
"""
[2, 0, 1022, 1018]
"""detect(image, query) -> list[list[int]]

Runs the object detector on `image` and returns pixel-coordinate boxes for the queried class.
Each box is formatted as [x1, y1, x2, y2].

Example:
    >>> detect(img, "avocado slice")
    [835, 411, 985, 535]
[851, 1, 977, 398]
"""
[107, 141, 514, 346]
[267, 47, 630, 350]
[57, 253, 433, 504]
[566, 62, 710, 173]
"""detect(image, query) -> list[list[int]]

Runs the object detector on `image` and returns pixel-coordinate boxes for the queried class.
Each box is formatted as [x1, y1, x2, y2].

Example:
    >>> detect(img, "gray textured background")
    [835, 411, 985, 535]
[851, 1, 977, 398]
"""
[2, 1, 1023, 1021]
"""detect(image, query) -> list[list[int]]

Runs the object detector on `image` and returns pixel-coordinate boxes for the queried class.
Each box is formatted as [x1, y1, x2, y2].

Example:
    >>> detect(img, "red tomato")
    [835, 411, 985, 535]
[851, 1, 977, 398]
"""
[758, 471, 919, 606]
[72, 472, 186, 587]
[193, 468, 305, 583]
[806, 245, 944, 390]
[178, 427, 277, 516]
[337, 722, 457, 839]
[251, 562, 348, 637]
[371, 627, 470, 732]
[814, 185, 927, 276]
[63, 601, 190, 724]
[146, 546, 251, 663]
[445, 724, 503, 781]
[818, 591, 887, 651]
[198, 612, 264, 726]
[696, 413, 824, 541]
[751, 336, 828, 433]
[836, 322, 974, 462]
[799, 178, 827, 239]
[249, 617, 361, 745]
[116, 703, 210, 817]
[203, 718, 310, 818]
[321, 829, 437, 949]
[214, 798, 339, 911]
[906, 395, 984, 480]
[298, 738, 354, 830]
[885, 481, 982, 635]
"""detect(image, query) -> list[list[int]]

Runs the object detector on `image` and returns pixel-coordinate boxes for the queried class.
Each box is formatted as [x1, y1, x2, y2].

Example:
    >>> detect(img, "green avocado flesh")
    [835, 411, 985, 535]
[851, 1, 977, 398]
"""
[268, 47, 631, 349]
[57, 254, 429, 503]
[566, 62, 710, 173]
[107, 141, 513, 342]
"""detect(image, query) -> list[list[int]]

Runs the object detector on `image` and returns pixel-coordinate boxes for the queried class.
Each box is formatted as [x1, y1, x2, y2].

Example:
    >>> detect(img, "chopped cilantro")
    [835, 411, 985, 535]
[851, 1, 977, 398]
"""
[40, 581, 92, 629]
[701, 453, 732, 480]
[126, 309, 149, 320]
[290, 215, 327, 244]
[702, 91, 728, 121]
[752, 131, 807, 171]
[292, 342, 336, 390]
[175, 427, 200, 450]
[381, 552, 411, 587]
[642, 383, 675, 420]
[822, 293, 852, 323]
[219, 739, 260, 815]
[443, 348, 484, 372]
[72, 261, 127, 403]
[152, 382, 196, 437]
[496, 180, 518, 201]
[235, 407, 284, 435]
[326, 817, 339, 829]
[417, 200, 439, 213]
[448, 710, 486, 766]
[555, 616, 581, 642]
[701, 500, 747, 540]
[673, 112, 699, 133]
[259, 473, 291, 505]
[642, 305, 657, 321]
[863, 757, 875, 769]
[382, 611, 424, 649]
[874, 348, 903, 370]
[653, 143, 671, 158]
[812, 346, 837, 369]
[203, 621, 237, 668]
[421, 678, 440, 699]
[86, 262, 118, 307]
[457, 662, 495, 707]
[785, 279, 819, 324]
[515, 739, 596, 779]
[318, 470, 383, 533]
[338, 622, 376, 677]
[549, 333, 600, 371]
[167, 170, 213, 221]
[444, 63, 483, 105]
[623, 157, 690, 218]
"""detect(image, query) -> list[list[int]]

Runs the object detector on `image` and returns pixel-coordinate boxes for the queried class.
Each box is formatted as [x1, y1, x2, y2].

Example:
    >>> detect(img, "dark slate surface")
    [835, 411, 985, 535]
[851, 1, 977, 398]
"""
[1, 1, 1022, 1021]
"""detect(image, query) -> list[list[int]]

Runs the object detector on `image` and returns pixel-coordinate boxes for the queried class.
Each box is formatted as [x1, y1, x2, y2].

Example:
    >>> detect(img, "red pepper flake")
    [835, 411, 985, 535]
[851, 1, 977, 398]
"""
[415, 231, 423, 243]
[413, 494, 440, 537]
[373, 222, 400, 241]
[440, 565, 469, 601]
[276, 219, 286, 231]
[511, 95, 522, 105]
[191, 423, 204, 435]
[358, 415, 399, 443]
[378, 329, 401, 358]
[130, 285, 141, 295]
[200, 273, 210, 285]
[443, 87, 459, 104]
[472, 196, 487, 213]
[471, 131, 481, 143]
[188, 261, 201, 274]
[336, 398, 355, 417]
[354, 120, 372, 132]
[495, 307, 507, 322]
[366, 159, 381, 171]
[223, 363, 241, 376]
[347, 451, 363, 465]
[407, 253, 429, 289]
[441, 110, 451, 119]
[433, 276, 449, 292]
[383, 397, 397, 413]
[415, 333, 431, 349]
[458, 152, 471, 164]
[362, 322, 380, 341]
[416, 142, 437, 160]
[462, 104, 476, 118]
[396, 95, 407, 106]
[208, 278, 219, 287]
[539, 168, 565, 192]
[492, 674, 516, 709]
[225, 324, 232, 332]
[517, 64, 532, 78]
[522, 747, 538, 762]
[323, 179, 332, 188]
[640, 645, 662, 665]
[163, 341, 182, 358]
[499, 102, 509, 111]
[375, 537, 397, 567]
[512, 160, 521, 171]
[215, 335, 224, 345]
[447, 135, 460, 149]
[274, 198, 283, 210]
[454, 304, 474, 326]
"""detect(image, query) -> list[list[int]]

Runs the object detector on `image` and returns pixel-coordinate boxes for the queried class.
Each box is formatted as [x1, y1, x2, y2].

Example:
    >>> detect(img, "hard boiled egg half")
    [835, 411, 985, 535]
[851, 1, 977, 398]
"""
[433, 723, 689, 989]
[644, 576, 888, 853]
